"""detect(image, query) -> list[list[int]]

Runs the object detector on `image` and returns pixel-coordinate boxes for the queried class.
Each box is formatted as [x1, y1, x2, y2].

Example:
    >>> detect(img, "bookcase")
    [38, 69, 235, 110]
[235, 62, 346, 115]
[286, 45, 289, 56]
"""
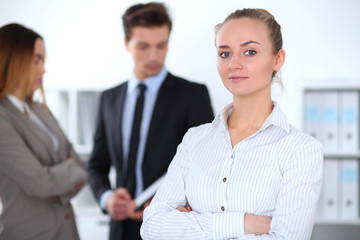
[303, 82, 360, 240]
[45, 87, 102, 155]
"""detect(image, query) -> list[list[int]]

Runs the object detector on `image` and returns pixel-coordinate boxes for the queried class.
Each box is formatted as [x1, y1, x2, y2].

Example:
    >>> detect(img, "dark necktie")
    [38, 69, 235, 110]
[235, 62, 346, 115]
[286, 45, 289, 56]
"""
[126, 83, 146, 196]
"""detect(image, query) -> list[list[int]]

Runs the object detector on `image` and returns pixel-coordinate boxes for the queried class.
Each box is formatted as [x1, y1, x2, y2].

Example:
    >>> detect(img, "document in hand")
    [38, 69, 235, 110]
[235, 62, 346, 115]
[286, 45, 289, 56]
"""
[134, 174, 165, 211]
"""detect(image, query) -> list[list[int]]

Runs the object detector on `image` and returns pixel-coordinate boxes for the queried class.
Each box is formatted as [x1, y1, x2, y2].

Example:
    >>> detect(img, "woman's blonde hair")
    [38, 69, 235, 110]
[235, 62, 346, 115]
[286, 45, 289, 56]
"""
[0, 23, 46, 103]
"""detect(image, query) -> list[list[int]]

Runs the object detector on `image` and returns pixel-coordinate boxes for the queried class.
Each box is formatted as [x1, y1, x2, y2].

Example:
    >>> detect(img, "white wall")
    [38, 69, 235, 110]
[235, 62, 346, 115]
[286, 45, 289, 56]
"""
[1, 0, 360, 129]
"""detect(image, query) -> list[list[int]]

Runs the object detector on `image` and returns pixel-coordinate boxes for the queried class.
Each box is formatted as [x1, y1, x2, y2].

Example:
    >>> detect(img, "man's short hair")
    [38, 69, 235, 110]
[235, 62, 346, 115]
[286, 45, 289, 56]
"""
[122, 2, 172, 41]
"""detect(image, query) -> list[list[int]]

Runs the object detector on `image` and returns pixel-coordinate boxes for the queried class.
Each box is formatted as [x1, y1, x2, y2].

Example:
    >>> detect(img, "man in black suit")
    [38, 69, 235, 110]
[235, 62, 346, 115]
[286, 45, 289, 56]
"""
[88, 2, 214, 240]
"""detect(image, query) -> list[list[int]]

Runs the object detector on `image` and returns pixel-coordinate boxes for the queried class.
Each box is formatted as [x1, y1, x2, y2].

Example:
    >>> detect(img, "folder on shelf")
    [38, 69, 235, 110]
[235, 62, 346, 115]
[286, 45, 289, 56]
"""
[321, 91, 340, 154]
[304, 91, 322, 141]
[316, 186, 324, 218]
[45, 90, 69, 135]
[77, 92, 101, 145]
[339, 91, 359, 153]
[319, 159, 340, 219]
[340, 159, 359, 220]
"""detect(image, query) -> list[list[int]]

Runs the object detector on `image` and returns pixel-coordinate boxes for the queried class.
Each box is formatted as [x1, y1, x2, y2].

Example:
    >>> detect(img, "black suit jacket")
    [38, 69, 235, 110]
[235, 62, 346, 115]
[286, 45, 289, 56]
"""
[88, 72, 214, 240]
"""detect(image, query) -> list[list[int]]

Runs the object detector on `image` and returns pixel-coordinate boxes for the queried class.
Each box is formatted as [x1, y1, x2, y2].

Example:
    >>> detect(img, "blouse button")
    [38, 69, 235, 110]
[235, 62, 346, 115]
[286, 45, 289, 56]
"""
[223, 177, 227, 182]
[221, 206, 225, 211]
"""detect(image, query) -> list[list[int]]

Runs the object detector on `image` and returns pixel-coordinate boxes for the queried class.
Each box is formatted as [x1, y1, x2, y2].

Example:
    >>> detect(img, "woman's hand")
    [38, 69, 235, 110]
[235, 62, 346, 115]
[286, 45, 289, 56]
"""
[244, 213, 271, 235]
[176, 205, 192, 213]
[48, 196, 60, 203]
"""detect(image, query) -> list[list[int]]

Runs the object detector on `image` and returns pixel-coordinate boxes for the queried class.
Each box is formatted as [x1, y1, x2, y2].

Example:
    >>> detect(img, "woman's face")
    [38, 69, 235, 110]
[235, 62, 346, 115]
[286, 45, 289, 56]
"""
[31, 38, 46, 92]
[216, 18, 284, 98]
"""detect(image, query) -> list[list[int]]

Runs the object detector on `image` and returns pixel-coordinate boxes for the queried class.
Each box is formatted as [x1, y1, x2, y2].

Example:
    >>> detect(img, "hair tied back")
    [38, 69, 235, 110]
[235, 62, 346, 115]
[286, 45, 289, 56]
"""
[255, 9, 275, 19]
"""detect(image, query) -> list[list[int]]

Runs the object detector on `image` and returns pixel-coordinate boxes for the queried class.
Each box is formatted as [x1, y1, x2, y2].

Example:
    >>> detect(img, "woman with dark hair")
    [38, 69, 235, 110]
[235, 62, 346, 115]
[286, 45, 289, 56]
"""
[141, 8, 323, 240]
[0, 23, 88, 240]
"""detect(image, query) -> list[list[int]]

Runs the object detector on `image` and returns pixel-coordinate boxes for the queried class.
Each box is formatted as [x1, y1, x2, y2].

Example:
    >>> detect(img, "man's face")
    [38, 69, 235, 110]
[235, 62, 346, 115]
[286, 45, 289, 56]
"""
[125, 25, 170, 80]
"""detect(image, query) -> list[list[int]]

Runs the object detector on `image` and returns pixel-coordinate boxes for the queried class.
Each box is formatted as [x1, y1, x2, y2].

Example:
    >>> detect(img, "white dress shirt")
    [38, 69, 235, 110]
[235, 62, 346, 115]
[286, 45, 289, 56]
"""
[141, 102, 323, 240]
[122, 67, 167, 197]
[100, 67, 167, 208]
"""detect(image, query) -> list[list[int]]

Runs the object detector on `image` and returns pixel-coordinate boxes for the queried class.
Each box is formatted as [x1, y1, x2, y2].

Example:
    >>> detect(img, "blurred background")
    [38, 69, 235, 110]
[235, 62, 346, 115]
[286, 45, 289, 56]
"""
[0, 0, 359, 127]
[1, 0, 360, 239]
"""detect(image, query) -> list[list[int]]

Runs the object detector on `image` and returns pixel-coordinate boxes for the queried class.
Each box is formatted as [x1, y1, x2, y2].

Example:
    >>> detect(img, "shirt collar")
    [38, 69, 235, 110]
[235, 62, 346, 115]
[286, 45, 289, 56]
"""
[7, 94, 28, 113]
[261, 102, 290, 133]
[218, 101, 290, 134]
[127, 67, 167, 95]
[219, 103, 233, 131]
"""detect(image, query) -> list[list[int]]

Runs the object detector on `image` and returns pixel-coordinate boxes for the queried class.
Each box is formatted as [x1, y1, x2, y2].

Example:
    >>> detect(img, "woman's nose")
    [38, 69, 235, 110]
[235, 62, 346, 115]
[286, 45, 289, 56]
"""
[229, 55, 243, 70]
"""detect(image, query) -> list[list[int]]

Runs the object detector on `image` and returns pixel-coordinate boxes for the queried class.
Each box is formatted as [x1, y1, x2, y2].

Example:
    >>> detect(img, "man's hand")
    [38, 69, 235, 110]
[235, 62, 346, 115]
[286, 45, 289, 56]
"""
[126, 199, 152, 221]
[244, 213, 271, 235]
[106, 188, 131, 220]
[126, 200, 144, 221]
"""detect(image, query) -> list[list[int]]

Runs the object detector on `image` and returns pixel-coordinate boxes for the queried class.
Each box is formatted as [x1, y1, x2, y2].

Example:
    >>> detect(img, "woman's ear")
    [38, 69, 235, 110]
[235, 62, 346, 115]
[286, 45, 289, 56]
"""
[274, 49, 286, 71]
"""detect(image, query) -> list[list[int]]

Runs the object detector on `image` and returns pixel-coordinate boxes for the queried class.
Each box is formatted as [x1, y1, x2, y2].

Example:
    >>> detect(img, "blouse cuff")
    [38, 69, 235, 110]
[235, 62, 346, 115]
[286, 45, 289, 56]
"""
[212, 211, 245, 239]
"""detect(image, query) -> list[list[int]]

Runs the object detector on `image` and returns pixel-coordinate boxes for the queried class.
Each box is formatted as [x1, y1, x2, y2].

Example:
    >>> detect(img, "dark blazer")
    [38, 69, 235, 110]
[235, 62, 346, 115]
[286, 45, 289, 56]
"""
[0, 98, 88, 240]
[88, 72, 214, 240]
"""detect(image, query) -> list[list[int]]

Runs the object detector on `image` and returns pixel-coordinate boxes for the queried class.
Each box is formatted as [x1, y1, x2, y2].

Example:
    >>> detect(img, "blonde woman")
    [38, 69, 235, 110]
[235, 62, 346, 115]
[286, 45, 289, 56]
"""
[141, 8, 323, 240]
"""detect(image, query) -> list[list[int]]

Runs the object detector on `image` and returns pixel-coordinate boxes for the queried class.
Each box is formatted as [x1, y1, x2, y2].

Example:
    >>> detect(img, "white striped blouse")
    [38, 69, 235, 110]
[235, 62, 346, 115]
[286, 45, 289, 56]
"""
[141, 102, 323, 240]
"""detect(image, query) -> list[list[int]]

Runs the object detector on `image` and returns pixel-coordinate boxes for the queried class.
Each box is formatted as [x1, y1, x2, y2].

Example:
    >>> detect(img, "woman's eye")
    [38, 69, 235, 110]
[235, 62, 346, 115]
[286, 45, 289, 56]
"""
[220, 52, 230, 58]
[244, 50, 256, 56]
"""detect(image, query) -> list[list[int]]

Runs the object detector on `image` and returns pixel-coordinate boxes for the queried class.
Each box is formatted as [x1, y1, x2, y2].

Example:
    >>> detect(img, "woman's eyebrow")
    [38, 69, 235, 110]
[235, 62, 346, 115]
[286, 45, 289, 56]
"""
[240, 40, 260, 47]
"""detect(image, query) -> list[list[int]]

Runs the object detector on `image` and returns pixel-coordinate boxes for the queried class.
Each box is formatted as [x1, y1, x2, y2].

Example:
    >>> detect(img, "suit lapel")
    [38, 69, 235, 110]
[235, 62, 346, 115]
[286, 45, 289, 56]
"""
[0, 98, 57, 165]
[31, 102, 62, 138]
[29, 102, 62, 163]
[146, 73, 177, 149]
[112, 83, 128, 171]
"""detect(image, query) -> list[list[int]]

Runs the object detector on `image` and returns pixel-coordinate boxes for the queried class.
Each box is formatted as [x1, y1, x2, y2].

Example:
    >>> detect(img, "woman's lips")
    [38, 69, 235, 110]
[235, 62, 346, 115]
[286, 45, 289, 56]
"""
[229, 76, 248, 82]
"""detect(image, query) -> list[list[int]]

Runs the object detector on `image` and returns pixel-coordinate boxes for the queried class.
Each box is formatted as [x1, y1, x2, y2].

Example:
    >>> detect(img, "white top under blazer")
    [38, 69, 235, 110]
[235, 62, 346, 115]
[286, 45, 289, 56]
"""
[141, 102, 323, 240]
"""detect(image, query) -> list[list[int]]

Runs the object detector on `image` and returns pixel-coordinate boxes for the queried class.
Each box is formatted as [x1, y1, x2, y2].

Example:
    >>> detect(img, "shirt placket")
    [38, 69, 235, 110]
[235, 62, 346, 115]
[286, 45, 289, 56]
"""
[216, 148, 236, 212]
